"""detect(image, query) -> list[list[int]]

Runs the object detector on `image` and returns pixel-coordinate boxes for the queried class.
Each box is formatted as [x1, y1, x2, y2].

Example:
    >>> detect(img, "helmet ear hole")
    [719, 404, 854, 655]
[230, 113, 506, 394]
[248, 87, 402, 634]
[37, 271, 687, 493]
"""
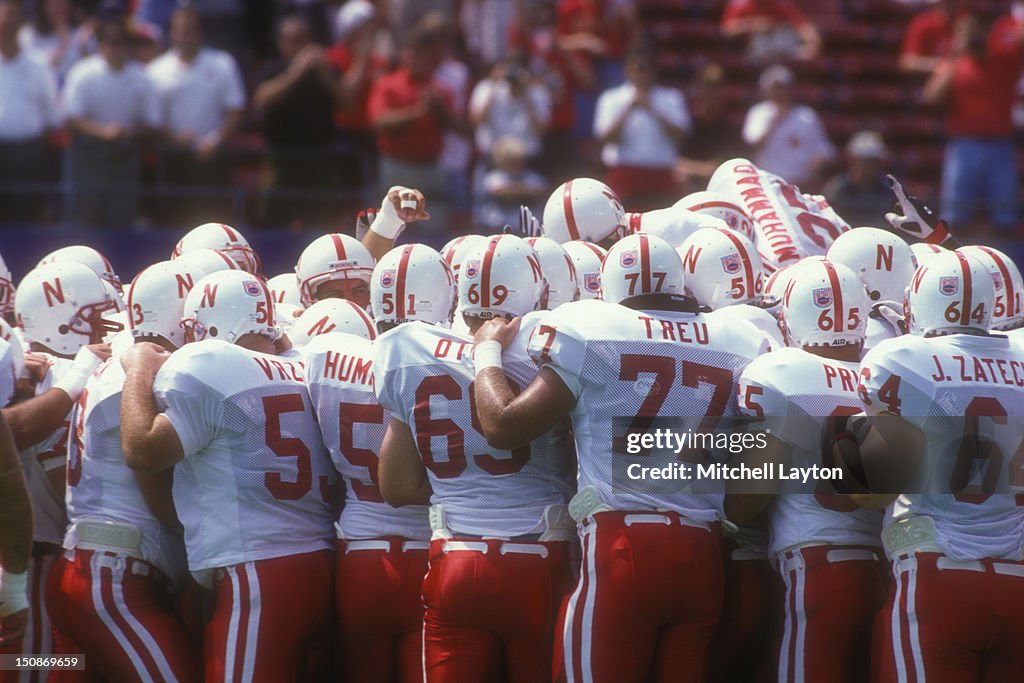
[58, 324, 69, 334]
[869, 290, 881, 301]
[209, 326, 219, 337]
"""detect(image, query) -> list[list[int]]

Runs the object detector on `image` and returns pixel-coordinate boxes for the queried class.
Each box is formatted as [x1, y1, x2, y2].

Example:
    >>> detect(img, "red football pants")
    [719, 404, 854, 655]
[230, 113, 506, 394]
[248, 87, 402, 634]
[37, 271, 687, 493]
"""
[776, 545, 887, 683]
[335, 538, 428, 683]
[205, 550, 332, 683]
[873, 552, 1024, 683]
[45, 550, 199, 683]
[422, 537, 572, 683]
[0, 554, 57, 683]
[555, 511, 723, 683]
[709, 542, 782, 683]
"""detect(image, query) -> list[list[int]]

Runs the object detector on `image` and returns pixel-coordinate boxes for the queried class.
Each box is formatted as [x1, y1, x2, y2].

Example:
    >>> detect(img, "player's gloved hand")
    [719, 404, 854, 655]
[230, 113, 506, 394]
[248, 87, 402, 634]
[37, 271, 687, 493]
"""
[354, 207, 377, 241]
[54, 343, 109, 400]
[884, 174, 952, 245]
[872, 300, 908, 336]
[0, 569, 28, 646]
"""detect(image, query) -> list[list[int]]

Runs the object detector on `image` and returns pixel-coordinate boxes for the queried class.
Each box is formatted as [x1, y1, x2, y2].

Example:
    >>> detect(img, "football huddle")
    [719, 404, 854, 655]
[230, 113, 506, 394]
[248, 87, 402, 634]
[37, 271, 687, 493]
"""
[0, 157, 1022, 683]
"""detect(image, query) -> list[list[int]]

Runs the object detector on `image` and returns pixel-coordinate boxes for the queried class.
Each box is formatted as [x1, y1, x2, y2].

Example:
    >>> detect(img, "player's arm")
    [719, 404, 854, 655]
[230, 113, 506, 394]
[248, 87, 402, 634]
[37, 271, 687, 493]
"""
[836, 413, 924, 509]
[359, 186, 430, 261]
[134, 469, 181, 530]
[378, 417, 431, 506]
[472, 318, 577, 450]
[120, 343, 184, 473]
[3, 344, 109, 451]
[0, 411, 31, 646]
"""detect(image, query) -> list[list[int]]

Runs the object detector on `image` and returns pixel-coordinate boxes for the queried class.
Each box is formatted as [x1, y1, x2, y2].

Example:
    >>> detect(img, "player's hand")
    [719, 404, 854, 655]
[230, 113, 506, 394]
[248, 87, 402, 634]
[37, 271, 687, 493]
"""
[355, 207, 377, 240]
[474, 317, 521, 350]
[23, 352, 51, 383]
[120, 341, 170, 375]
[85, 343, 112, 363]
[872, 300, 908, 336]
[884, 174, 952, 245]
[386, 186, 429, 223]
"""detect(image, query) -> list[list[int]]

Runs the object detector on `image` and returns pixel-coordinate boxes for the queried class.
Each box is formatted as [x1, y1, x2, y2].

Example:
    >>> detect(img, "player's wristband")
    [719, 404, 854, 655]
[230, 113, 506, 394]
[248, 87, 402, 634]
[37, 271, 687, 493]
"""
[53, 347, 102, 401]
[369, 187, 409, 240]
[0, 570, 28, 617]
[474, 341, 503, 373]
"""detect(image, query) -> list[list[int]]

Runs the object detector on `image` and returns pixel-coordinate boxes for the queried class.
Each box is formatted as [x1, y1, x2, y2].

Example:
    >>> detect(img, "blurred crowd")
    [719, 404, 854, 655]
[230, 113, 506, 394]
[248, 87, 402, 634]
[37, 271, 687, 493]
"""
[0, 0, 1021, 242]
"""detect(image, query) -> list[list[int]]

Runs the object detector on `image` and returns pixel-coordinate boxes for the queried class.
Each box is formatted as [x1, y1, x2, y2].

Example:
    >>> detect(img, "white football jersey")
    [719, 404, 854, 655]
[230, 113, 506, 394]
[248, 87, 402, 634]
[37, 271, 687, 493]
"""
[1006, 326, 1024, 345]
[860, 333, 1024, 560]
[374, 315, 574, 537]
[20, 355, 72, 545]
[738, 348, 883, 556]
[864, 313, 900, 355]
[709, 161, 848, 273]
[65, 358, 186, 579]
[153, 340, 336, 571]
[706, 304, 783, 349]
[304, 332, 430, 541]
[532, 298, 769, 520]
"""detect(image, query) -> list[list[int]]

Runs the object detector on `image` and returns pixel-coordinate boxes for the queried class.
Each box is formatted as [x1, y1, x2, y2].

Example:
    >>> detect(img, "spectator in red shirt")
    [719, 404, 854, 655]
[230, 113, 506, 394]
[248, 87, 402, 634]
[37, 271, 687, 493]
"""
[924, 14, 1023, 235]
[720, 0, 821, 64]
[367, 28, 459, 234]
[900, 0, 968, 75]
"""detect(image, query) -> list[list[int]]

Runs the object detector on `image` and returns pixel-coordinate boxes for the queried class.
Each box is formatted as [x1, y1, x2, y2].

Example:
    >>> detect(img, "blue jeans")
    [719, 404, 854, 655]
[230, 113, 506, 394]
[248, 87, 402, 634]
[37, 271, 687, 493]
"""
[941, 137, 1018, 230]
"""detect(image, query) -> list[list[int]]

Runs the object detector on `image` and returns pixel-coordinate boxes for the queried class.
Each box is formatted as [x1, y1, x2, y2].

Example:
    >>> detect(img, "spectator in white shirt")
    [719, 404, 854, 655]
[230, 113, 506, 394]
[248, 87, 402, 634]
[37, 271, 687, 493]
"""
[742, 64, 836, 189]
[0, 0, 59, 223]
[64, 17, 161, 229]
[469, 57, 551, 161]
[148, 6, 245, 225]
[593, 47, 690, 210]
[18, 0, 93, 86]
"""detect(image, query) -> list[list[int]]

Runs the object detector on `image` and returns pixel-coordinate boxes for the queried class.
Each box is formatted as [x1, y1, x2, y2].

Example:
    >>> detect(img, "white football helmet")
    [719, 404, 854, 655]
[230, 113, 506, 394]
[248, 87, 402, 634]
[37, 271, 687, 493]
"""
[289, 298, 377, 346]
[527, 236, 579, 309]
[677, 227, 764, 309]
[563, 241, 607, 301]
[37, 245, 123, 295]
[955, 246, 1023, 331]
[0, 250, 14, 315]
[172, 222, 261, 274]
[267, 273, 303, 307]
[172, 247, 240, 278]
[16, 262, 122, 356]
[909, 242, 945, 267]
[826, 228, 917, 303]
[674, 191, 756, 241]
[542, 178, 627, 245]
[627, 207, 728, 249]
[459, 235, 547, 319]
[371, 244, 455, 329]
[126, 260, 196, 348]
[0, 318, 26, 381]
[905, 250, 993, 337]
[180, 270, 276, 344]
[441, 234, 488, 282]
[601, 233, 684, 305]
[782, 260, 868, 349]
[295, 233, 375, 307]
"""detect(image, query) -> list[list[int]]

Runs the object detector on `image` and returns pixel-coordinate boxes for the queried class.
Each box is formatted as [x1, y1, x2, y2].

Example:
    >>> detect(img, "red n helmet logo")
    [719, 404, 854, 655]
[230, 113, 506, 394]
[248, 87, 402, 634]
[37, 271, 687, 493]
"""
[682, 246, 702, 274]
[527, 253, 543, 283]
[876, 245, 893, 272]
[200, 283, 218, 308]
[42, 279, 64, 307]
[910, 266, 928, 294]
[307, 316, 336, 337]
[176, 274, 194, 299]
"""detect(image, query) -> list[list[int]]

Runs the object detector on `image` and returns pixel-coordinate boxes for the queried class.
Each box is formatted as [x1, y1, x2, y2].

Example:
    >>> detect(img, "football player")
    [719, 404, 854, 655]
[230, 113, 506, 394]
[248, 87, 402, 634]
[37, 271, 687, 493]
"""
[287, 299, 376, 348]
[853, 250, 1024, 681]
[3, 262, 116, 676]
[956, 245, 1023, 340]
[303, 245, 440, 683]
[471, 233, 770, 682]
[295, 233, 377, 310]
[46, 261, 200, 682]
[171, 222, 263, 274]
[120, 270, 337, 682]
[675, 190, 756, 241]
[677, 226, 783, 346]
[826, 227, 917, 351]
[525, 236, 579, 310]
[374, 237, 576, 681]
[561, 241, 606, 302]
[735, 260, 885, 683]
[542, 178, 627, 249]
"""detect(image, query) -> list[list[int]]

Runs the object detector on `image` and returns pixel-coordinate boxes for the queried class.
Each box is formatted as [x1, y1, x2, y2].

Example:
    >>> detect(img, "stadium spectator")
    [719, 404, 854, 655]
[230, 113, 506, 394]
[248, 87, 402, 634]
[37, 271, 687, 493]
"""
[18, 0, 93, 86]
[899, 0, 967, 76]
[469, 56, 552, 163]
[720, 0, 821, 64]
[253, 14, 344, 230]
[742, 64, 835, 190]
[823, 130, 893, 228]
[460, 0, 517, 67]
[594, 46, 688, 211]
[0, 0, 60, 224]
[148, 6, 245, 226]
[64, 17, 160, 230]
[924, 14, 1023, 237]
[477, 135, 547, 232]
[368, 29, 458, 234]
[674, 62, 743, 192]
